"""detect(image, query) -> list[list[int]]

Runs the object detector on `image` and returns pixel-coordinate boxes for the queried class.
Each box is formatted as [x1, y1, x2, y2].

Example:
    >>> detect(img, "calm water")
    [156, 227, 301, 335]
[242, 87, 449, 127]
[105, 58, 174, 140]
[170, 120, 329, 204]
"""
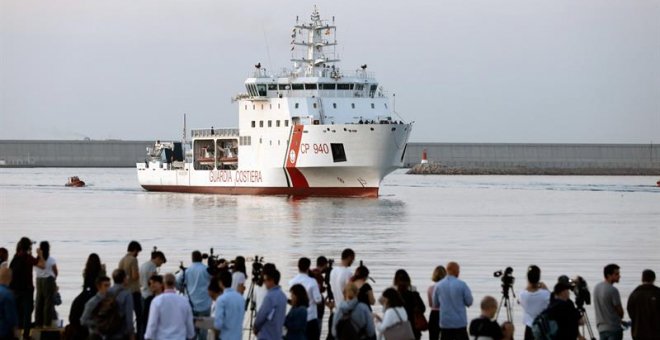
[1, 168, 658, 339]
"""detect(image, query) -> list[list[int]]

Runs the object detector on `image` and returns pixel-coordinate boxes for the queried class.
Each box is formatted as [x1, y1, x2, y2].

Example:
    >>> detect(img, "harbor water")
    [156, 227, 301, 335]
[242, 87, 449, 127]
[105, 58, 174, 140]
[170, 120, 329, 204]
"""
[1, 168, 658, 339]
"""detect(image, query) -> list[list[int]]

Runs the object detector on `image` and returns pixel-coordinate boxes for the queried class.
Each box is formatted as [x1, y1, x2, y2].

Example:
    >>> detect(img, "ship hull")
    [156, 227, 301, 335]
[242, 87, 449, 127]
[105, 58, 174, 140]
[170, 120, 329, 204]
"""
[137, 123, 411, 197]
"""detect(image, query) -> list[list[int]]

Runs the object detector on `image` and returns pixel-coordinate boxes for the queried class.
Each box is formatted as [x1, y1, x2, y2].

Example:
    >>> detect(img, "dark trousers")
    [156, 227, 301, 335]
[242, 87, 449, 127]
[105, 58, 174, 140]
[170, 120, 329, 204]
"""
[440, 327, 468, 340]
[35, 276, 57, 327]
[15, 289, 34, 339]
[317, 299, 325, 333]
[524, 326, 534, 340]
[306, 319, 320, 340]
[429, 310, 440, 340]
[132, 292, 143, 340]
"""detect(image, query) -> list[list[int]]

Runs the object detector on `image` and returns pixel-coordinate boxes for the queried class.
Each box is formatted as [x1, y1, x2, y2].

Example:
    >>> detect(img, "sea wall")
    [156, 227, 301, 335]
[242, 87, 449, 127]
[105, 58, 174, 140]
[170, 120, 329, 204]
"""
[1, 140, 659, 174]
[404, 143, 660, 175]
[0, 140, 153, 167]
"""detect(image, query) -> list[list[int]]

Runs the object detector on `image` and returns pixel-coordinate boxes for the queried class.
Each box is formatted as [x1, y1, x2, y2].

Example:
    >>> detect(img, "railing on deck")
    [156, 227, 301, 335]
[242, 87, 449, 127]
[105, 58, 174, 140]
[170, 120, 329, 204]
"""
[191, 128, 239, 138]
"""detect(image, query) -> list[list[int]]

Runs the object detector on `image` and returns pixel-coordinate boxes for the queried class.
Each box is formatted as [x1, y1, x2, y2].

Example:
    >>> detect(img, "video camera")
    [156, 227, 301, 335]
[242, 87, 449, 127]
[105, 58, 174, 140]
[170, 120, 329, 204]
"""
[251, 255, 265, 286]
[494, 266, 515, 288]
[559, 275, 591, 308]
[202, 248, 225, 276]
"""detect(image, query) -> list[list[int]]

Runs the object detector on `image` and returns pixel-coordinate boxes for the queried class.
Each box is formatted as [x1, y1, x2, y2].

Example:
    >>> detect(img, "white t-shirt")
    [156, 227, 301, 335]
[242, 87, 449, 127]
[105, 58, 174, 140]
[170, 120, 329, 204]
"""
[289, 273, 322, 321]
[35, 257, 57, 278]
[330, 265, 352, 305]
[518, 288, 551, 327]
[231, 271, 246, 292]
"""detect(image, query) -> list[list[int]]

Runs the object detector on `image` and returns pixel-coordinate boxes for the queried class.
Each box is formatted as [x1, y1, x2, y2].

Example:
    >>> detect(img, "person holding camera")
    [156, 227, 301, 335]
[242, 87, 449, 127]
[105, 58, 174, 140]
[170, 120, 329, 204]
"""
[518, 265, 550, 340]
[177, 250, 212, 340]
[545, 282, 583, 340]
[9, 237, 45, 339]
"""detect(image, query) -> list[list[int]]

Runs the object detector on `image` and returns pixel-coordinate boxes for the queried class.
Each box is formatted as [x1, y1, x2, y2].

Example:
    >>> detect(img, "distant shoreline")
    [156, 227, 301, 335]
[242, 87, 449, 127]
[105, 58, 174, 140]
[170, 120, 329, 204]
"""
[407, 163, 660, 176]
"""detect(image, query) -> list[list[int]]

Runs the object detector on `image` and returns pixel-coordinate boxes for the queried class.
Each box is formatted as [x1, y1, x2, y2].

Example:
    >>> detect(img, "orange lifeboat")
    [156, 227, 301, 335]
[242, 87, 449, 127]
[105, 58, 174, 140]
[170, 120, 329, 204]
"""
[657, 180, 660, 187]
[65, 176, 85, 187]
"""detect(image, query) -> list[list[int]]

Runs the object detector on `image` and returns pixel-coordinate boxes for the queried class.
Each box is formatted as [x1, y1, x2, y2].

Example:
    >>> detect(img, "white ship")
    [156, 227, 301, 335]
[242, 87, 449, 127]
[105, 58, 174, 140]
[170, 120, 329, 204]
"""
[137, 8, 412, 197]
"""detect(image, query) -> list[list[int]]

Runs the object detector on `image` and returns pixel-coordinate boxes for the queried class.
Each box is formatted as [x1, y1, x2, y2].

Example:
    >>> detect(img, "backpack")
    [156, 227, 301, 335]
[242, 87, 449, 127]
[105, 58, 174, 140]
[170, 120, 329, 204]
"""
[92, 292, 123, 335]
[531, 310, 558, 340]
[335, 308, 364, 340]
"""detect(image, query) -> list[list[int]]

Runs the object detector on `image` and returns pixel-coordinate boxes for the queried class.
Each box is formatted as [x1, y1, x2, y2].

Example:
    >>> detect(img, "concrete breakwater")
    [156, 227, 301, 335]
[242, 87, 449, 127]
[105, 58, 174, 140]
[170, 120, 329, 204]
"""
[0, 140, 659, 175]
[404, 143, 660, 175]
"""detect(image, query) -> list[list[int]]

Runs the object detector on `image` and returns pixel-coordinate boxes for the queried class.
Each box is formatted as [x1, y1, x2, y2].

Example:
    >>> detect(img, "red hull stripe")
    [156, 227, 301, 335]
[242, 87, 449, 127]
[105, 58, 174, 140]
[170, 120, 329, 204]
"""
[285, 125, 309, 188]
[141, 185, 378, 198]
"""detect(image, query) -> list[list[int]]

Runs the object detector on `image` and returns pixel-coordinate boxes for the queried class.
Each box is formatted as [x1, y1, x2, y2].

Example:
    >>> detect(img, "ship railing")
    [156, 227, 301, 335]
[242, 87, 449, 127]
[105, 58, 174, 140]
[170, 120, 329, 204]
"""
[191, 128, 239, 138]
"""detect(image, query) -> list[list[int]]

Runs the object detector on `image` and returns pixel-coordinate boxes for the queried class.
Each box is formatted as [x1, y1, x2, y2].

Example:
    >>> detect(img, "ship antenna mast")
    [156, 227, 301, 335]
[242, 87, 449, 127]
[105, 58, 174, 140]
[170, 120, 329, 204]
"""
[290, 6, 339, 76]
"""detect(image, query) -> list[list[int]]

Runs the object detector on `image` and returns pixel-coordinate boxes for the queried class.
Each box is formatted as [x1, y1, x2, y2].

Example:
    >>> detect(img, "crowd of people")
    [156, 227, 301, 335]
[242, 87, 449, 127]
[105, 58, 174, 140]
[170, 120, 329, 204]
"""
[0, 238, 659, 340]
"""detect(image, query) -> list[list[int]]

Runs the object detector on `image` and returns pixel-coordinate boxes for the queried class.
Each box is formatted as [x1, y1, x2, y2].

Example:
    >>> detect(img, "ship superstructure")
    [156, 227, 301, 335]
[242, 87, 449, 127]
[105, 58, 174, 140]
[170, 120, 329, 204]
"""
[137, 8, 412, 197]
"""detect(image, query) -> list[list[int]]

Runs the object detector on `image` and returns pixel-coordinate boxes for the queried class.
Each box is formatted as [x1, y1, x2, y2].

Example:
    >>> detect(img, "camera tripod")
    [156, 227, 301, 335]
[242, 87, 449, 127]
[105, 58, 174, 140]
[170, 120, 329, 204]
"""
[495, 282, 515, 322]
[577, 306, 597, 340]
[243, 278, 259, 340]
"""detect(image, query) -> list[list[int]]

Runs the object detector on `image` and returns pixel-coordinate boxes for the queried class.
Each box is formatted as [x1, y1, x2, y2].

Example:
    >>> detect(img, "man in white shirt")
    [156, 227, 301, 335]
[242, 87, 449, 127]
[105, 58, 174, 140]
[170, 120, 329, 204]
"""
[329, 248, 355, 307]
[140, 251, 166, 299]
[145, 273, 195, 340]
[289, 257, 323, 340]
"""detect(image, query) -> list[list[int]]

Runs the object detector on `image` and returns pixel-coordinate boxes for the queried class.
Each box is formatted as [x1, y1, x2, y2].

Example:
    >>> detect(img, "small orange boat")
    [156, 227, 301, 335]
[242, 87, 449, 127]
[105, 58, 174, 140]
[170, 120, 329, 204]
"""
[656, 180, 660, 187]
[65, 176, 85, 187]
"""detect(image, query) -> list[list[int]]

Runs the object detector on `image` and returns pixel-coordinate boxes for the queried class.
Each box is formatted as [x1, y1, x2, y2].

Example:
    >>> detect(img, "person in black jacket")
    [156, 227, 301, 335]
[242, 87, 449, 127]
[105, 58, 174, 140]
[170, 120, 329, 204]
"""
[393, 269, 426, 340]
[626, 269, 660, 340]
[546, 282, 584, 340]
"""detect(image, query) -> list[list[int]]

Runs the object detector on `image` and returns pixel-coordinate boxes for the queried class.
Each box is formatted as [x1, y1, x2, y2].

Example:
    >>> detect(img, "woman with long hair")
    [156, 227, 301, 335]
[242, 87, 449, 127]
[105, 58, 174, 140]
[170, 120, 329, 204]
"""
[83, 253, 105, 293]
[351, 262, 376, 310]
[427, 265, 447, 340]
[284, 284, 309, 340]
[374, 288, 409, 340]
[393, 269, 426, 340]
[231, 255, 247, 294]
[34, 241, 58, 327]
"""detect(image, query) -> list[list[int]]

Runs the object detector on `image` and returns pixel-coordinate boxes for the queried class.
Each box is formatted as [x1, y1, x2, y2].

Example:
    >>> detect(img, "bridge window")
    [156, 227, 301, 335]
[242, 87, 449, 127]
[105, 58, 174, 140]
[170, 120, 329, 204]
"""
[369, 84, 378, 96]
[321, 84, 336, 90]
[305, 83, 317, 90]
[268, 84, 277, 91]
[278, 84, 289, 91]
[257, 84, 267, 96]
[292, 84, 304, 90]
[337, 83, 351, 90]
[356, 84, 364, 91]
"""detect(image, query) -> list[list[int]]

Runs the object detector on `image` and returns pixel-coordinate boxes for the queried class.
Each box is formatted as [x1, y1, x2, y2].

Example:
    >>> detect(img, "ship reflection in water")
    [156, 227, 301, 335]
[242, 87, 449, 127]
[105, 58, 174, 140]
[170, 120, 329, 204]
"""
[0, 168, 658, 340]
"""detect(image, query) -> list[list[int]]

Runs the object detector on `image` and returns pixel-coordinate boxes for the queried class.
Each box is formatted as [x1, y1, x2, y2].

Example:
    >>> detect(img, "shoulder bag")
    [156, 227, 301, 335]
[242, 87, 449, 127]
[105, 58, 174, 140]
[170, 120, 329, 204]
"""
[383, 308, 415, 340]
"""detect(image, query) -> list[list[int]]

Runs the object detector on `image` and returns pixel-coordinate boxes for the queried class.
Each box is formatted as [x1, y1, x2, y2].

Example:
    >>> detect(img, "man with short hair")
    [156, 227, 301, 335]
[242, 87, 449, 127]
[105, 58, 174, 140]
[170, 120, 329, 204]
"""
[254, 267, 287, 340]
[142, 275, 164, 339]
[109, 269, 137, 340]
[80, 275, 112, 336]
[626, 269, 660, 340]
[144, 273, 195, 340]
[469, 296, 503, 340]
[214, 270, 246, 340]
[593, 264, 624, 340]
[0, 267, 18, 339]
[310, 256, 329, 331]
[518, 265, 550, 340]
[140, 251, 166, 299]
[329, 248, 354, 306]
[289, 257, 323, 340]
[546, 282, 582, 340]
[177, 250, 212, 340]
[433, 261, 473, 340]
[119, 240, 143, 338]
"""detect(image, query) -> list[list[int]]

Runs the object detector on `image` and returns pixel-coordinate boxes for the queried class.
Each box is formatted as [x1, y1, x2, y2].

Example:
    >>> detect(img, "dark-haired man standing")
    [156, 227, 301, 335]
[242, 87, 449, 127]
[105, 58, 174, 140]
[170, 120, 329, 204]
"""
[329, 248, 354, 307]
[254, 268, 287, 340]
[10, 237, 44, 339]
[289, 257, 322, 340]
[594, 264, 623, 340]
[626, 269, 660, 340]
[214, 271, 245, 340]
[177, 250, 212, 340]
[119, 240, 142, 338]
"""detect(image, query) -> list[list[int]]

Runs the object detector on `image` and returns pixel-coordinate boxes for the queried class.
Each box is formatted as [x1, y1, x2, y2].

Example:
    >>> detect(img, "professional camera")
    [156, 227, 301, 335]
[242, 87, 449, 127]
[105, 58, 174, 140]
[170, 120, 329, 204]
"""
[251, 255, 265, 286]
[202, 248, 225, 276]
[493, 267, 515, 288]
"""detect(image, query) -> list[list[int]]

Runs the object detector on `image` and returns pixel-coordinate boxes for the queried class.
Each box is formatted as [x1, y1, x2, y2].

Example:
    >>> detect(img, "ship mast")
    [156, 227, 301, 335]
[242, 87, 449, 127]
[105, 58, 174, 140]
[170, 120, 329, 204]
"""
[290, 6, 339, 77]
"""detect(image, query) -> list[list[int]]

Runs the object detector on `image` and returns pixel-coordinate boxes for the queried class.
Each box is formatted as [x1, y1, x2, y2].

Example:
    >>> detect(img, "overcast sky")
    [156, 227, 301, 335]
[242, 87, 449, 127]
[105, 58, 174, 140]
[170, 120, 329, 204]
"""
[1, 0, 659, 143]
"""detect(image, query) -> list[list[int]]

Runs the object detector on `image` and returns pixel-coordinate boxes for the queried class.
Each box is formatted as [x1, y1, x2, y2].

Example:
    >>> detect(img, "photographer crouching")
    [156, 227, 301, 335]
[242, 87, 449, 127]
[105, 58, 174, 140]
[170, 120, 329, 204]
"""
[177, 250, 212, 340]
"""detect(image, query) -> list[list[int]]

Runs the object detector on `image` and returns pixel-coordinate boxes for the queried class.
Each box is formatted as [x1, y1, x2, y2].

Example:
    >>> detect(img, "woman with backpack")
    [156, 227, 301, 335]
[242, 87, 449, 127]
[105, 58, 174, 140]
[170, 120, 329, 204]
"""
[331, 282, 376, 340]
[374, 288, 411, 340]
[393, 269, 427, 340]
[34, 241, 58, 328]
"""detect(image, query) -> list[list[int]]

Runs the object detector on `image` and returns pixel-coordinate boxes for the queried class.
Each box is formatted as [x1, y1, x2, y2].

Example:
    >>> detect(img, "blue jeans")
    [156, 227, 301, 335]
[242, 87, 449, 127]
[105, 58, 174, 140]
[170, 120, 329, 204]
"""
[599, 329, 623, 340]
[193, 309, 211, 340]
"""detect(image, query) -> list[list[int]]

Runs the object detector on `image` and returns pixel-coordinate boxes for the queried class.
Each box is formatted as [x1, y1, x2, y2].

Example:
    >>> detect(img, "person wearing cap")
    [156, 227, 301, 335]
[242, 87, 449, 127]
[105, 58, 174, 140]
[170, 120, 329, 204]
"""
[518, 265, 550, 340]
[626, 269, 660, 340]
[593, 264, 624, 340]
[545, 281, 583, 340]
